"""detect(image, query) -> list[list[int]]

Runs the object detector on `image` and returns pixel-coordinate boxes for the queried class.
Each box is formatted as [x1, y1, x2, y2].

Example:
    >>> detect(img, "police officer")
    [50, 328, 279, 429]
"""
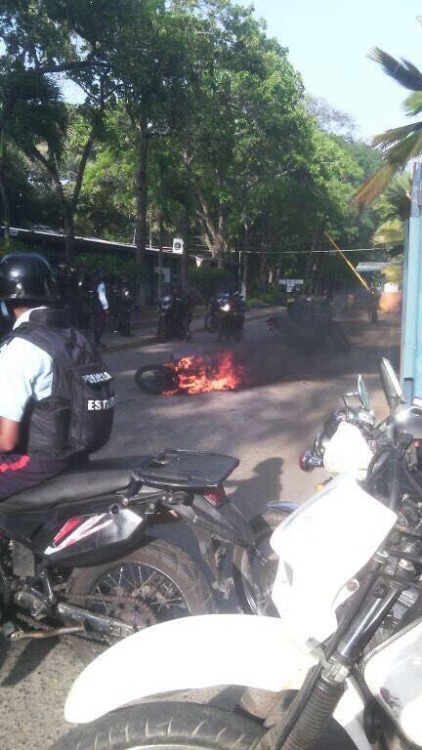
[92, 269, 109, 347]
[0, 253, 114, 501]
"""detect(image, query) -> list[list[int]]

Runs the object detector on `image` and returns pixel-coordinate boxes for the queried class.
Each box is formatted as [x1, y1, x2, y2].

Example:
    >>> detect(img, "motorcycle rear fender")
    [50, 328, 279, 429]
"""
[64, 614, 315, 724]
[179, 495, 255, 545]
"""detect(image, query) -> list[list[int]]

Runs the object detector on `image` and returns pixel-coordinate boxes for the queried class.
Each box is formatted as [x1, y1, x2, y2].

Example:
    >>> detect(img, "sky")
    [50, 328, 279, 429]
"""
[239, 0, 422, 142]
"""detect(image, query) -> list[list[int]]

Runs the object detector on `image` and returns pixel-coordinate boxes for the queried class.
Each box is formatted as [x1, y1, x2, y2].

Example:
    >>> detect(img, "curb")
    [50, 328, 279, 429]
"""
[102, 305, 281, 353]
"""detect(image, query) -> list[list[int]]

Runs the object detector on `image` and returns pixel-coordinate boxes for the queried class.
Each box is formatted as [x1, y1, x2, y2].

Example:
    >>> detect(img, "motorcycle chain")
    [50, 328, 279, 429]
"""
[67, 591, 157, 625]
[68, 594, 157, 625]
[7, 592, 157, 641]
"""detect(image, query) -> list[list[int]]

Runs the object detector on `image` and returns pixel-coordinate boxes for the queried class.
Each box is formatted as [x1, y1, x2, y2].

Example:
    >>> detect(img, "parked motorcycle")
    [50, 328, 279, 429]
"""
[299, 363, 422, 644]
[0, 448, 282, 657]
[299, 372, 378, 474]
[299, 364, 422, 479]
[204, 293, 226, 333]
[48, 358, 422, 750]
[157, 290, 192, 341]
[215, 292, 245, 342]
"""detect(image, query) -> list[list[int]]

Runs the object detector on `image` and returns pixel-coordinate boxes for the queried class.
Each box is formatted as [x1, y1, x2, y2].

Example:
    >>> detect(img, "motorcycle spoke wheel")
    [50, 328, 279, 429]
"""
[48, 702, 264, 750]
[68, 540, 215, 660]
[134, 365, 177, 394]
[233, 510, 287, 616]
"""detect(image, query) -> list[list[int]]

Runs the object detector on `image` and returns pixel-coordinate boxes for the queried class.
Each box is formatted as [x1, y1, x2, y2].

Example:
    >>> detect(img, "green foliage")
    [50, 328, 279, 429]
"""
[355, 36, 422, 206]
[0, 0, 392, 293]
[76, 252, 145, 282]
[187, 265, 228, 301]
[0, 237, 34, 257]
[246, 288, 283, 307]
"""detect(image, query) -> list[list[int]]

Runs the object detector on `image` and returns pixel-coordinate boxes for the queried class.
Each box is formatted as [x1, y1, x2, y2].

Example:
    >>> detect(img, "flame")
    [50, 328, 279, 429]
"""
[163, 352, 244, 395]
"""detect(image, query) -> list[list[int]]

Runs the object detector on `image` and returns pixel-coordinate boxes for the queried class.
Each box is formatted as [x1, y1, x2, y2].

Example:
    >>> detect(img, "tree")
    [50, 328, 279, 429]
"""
[306, 96, 358, 141]
[0, 62, 67, 239]
[371, 173, 411, 249]
[175, 4, 311, 270]
[84, 0, 204, 277]
[354, 47, 422, 207]
[0, 0, 117, 260]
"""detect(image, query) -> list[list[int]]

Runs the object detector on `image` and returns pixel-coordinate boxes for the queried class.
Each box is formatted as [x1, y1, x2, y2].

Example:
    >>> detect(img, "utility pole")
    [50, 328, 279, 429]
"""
[401, 162, 422, 402]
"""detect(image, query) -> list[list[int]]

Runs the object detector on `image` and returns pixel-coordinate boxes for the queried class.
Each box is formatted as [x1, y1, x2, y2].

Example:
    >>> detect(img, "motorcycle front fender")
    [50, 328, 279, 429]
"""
[64, 614, 315, 724]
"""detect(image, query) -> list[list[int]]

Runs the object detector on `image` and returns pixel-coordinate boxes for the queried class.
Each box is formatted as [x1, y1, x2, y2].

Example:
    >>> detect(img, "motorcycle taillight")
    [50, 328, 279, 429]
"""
[203, 485, 226, 507]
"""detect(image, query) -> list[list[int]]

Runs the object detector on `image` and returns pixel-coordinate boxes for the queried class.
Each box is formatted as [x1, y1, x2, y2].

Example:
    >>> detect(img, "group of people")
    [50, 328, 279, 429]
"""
[56, 265, 135, 346]
[0, 254, 246, 503]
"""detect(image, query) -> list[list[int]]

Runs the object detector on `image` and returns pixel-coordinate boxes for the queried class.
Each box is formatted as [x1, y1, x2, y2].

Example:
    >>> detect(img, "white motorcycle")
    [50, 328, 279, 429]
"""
[49, 358, 422, 750]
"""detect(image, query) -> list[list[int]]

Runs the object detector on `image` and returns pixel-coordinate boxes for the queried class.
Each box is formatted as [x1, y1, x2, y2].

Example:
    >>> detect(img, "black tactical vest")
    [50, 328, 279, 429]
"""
[3, 308, 115, 459]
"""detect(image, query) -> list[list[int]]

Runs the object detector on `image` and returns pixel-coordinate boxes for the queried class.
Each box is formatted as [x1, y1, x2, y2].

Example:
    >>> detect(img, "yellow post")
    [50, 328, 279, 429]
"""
[325, 231, 370, 291]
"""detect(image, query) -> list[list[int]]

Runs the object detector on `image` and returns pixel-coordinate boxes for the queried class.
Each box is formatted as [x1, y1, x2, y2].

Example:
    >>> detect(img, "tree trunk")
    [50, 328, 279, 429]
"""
[0, 136, 11, 241]
[305, 221, 323, 292]
[62, 208, 76, 266]
[158, 208, 164, 299]
[135, 124, 149, 280]
[181, 203, 190, 288]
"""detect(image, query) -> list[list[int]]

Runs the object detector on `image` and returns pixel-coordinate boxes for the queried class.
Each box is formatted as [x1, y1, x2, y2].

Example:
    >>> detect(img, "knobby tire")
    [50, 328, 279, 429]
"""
[232, 509, 286, 616]
[68, 539, 215, 661]
[48, 702, 264, 750]
[134, 364, 178, 394]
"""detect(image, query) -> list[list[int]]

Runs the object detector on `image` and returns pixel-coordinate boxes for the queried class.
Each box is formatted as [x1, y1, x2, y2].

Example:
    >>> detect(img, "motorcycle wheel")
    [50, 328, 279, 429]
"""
[48, 702, 264, 750]
[68, 540, 215, 659]
[232, 510, 287, 616]
[204, 313, 218, 333]
[134, 364, 178, 394]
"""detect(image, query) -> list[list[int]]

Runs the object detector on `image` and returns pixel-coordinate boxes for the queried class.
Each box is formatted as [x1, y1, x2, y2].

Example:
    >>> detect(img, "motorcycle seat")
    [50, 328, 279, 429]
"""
[0, 456, 147, 513]
[0, 451, 240, 513]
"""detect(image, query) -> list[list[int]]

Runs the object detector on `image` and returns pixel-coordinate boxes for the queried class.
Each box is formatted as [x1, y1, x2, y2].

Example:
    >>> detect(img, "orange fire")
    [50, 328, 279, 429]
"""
[163, 352, 244, 395]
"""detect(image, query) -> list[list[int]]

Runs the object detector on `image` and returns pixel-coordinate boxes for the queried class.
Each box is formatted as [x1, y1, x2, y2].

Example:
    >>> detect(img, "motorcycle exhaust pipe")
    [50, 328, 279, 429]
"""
[57, 602, 134, 639]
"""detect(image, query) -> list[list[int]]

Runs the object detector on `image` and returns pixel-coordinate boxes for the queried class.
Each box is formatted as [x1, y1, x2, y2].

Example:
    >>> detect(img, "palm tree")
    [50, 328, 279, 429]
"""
[354, 48, 422, 208]
[0, 64, 67, 239]
[371, 173, 411, 248]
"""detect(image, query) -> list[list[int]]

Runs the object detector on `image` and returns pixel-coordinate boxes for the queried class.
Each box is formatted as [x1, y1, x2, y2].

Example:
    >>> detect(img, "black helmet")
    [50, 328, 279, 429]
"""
[0, 253, 56, 305]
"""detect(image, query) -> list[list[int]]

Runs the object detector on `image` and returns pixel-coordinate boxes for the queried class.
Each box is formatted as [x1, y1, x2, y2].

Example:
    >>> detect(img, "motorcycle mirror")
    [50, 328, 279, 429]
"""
[357, 374, 370, 410]
[379, 357, 404, 411]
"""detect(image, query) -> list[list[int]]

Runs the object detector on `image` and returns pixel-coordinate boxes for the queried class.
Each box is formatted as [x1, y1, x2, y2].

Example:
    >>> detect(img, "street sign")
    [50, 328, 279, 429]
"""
[278, 278, 304, 292]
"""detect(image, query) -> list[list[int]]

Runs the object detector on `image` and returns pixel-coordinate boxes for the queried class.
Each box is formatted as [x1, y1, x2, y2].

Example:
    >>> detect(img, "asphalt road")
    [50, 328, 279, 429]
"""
[0, 306, 401, 750]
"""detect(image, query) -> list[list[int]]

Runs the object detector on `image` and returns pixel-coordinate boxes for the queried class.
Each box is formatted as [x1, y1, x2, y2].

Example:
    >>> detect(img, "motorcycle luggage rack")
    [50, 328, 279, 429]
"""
[134, 449, 239, 491]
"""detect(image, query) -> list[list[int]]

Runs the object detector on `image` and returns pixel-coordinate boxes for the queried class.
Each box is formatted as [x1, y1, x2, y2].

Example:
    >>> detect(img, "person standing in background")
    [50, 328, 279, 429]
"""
[93, 269, 109, 347]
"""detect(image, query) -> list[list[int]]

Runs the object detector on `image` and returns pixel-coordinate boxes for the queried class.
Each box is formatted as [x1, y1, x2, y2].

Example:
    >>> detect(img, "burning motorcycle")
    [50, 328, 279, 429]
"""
[134, 352, 245, 395]
[0, 448, 283, 657]
[47, 358, 422, 750]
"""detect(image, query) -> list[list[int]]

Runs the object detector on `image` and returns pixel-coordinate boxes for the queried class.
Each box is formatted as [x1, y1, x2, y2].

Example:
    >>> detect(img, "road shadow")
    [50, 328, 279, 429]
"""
[228, 456, 285, 519]
[0, 637, 59, 686]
